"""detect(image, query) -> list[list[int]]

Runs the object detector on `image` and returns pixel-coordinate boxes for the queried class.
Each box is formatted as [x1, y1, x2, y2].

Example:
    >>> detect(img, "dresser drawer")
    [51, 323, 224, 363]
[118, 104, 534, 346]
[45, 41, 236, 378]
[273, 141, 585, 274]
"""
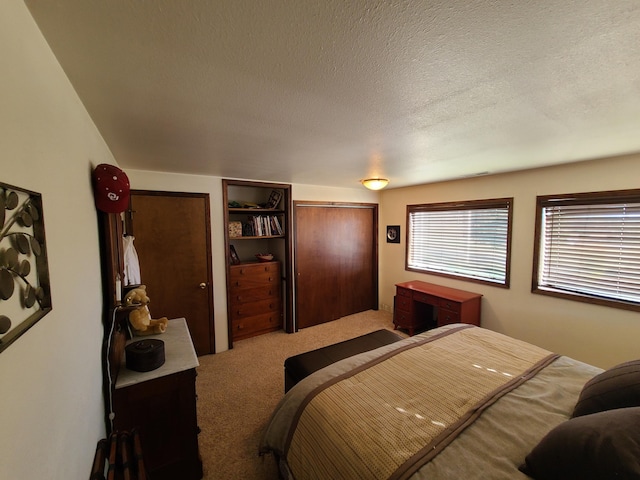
[230, 285, 279, 303]
[230, 262, 279, 277]
[231, 297, 281, 320]
[230, 269, 280, 289]
[230, 262, 280, 283]
[232, 312, 281, 338]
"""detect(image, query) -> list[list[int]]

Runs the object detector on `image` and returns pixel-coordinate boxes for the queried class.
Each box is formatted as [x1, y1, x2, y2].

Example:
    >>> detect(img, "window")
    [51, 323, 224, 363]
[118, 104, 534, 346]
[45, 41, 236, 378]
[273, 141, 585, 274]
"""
[407, 198, 513, 287]
[533, 189, 640, 311]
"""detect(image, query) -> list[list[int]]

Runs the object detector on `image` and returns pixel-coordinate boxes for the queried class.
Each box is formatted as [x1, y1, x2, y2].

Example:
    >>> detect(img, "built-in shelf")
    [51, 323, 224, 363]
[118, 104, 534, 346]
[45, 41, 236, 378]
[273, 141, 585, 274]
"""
[222, 179, 294, 349]
[228, 208, 284, 213]
[230, 235, 284, 240]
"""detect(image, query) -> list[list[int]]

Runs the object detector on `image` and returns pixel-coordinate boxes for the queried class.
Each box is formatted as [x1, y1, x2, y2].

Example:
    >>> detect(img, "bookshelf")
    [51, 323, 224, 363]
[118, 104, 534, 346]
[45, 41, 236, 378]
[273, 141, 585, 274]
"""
[222, 179, 293, 348]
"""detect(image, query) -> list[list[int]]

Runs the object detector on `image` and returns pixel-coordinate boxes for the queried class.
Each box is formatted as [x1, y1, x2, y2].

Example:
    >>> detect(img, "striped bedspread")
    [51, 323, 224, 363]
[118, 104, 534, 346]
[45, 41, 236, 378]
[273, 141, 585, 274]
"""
[263, 325, 564, 480]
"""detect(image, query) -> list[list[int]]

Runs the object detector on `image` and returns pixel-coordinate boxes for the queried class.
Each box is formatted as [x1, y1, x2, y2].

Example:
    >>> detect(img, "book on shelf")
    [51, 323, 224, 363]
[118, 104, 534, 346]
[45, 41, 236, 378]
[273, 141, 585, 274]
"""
[271, 215, 283, 235]
[241, 215, 284, 237]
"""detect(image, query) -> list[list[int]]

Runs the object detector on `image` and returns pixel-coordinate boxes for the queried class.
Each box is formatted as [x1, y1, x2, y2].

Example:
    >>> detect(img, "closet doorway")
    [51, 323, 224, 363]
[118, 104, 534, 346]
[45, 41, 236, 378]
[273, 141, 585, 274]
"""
[294, 201, 378, 329]
[127, 191, 215, 355]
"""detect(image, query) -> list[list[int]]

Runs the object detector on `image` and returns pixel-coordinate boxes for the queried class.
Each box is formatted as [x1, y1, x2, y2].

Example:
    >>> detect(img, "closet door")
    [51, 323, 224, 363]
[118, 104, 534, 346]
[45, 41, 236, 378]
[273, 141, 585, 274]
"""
[129, 191, 215, 355]
[294, 202, 378, 329]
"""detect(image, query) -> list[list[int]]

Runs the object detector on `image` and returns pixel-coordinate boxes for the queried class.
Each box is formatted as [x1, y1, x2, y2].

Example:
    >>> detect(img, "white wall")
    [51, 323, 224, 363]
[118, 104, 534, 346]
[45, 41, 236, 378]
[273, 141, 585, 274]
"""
[125, 170, 378, 352]
[380, 154, 640, 369]
[0, 2, 115, 478]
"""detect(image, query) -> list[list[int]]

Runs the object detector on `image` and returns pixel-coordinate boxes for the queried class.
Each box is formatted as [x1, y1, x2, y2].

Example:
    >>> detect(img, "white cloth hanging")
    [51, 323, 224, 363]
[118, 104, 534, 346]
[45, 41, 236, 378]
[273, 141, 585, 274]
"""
[123, 235, 142, 285]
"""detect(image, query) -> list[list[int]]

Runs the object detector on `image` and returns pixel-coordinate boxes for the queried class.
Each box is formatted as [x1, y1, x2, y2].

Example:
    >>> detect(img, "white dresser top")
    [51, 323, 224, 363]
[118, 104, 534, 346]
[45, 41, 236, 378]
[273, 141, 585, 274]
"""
[116, 317, 199, 389]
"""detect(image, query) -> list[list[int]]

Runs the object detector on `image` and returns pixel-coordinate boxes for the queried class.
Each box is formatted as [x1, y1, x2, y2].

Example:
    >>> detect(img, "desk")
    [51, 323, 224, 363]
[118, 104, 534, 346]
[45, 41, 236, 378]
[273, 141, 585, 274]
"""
[394, 281, 482, 335]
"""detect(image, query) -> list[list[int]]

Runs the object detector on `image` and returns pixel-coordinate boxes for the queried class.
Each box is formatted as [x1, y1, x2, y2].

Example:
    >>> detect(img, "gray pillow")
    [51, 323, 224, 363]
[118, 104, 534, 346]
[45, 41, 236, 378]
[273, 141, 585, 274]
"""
[572, 359, 640, 418]
[520, 407, 640, 480]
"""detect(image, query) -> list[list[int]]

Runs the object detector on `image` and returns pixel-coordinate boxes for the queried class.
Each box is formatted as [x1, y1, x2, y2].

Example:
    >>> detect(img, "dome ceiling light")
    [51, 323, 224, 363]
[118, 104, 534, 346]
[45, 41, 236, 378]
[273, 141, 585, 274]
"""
[361, 178, 389, 190]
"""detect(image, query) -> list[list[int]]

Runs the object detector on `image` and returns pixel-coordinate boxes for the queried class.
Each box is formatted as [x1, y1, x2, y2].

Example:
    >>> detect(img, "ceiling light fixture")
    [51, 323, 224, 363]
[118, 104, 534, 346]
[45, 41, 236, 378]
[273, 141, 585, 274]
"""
[361, 178, 389, 190]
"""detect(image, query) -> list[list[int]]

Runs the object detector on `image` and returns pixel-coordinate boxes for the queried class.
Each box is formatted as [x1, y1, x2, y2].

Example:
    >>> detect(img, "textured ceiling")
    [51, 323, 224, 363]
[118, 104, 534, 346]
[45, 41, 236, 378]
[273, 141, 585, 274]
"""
[25, 0, 640, 189]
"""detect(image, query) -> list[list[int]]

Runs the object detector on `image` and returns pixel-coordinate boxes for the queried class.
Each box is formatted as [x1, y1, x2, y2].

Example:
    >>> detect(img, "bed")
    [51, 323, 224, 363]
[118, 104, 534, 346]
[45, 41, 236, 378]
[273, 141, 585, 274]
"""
[260, 324, 640, 480]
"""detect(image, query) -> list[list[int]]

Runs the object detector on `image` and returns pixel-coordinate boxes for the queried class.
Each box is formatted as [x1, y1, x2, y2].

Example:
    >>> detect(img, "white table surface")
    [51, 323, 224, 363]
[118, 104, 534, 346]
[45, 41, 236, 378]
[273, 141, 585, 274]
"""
[115, 317, 199, 389]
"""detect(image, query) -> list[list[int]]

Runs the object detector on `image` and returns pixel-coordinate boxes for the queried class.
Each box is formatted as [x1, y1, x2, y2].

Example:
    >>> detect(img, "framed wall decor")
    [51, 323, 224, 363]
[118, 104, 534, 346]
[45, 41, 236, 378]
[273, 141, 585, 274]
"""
[386, 225, 400, 243]
[229, 244, 241, 265]
[265, 189, 283, 209]
[0, 182, 52, 353]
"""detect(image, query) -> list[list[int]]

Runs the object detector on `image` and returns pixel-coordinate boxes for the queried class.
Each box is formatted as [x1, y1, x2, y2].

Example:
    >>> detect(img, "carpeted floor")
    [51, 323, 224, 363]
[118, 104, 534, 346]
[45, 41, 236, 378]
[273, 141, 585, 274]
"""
[195, 309, 400, 479]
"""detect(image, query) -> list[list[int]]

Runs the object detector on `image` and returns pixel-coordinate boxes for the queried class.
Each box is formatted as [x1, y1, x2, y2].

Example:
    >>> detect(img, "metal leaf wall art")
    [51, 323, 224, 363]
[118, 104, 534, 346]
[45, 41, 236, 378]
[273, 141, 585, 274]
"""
[0, 182, 52, 353]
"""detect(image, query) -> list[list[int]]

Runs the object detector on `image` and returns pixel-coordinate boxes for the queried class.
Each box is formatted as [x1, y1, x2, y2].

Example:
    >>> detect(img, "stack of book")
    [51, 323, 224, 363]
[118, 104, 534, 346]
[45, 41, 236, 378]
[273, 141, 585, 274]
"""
[243, 215, 283, 236]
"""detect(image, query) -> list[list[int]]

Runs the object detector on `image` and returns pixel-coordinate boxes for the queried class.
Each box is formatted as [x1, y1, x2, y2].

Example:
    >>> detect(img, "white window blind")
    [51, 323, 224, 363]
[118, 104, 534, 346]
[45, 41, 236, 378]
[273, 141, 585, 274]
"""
[538, 202, 640, 305]
[407, 199, 511, 285]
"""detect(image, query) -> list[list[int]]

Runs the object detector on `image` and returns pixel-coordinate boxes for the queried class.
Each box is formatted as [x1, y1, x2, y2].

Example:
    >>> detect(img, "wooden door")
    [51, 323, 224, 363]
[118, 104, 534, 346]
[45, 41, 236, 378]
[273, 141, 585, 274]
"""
[294, 202, 378, 329]
[128, 191, 215, 355]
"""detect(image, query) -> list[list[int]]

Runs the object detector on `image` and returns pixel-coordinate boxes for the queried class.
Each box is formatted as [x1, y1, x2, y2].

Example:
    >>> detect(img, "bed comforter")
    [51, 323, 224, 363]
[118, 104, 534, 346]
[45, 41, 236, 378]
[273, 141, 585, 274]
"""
[259, 324, 601, 480]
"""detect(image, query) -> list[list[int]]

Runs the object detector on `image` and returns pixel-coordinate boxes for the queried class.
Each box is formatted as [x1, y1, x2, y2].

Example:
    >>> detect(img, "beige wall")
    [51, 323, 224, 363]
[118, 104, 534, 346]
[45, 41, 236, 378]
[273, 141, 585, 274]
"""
[128, 159, 640, 368]
[1, 2, 114, 478]
[5, 1, 637, 477]
[380, 154, 640, 368]
[125, 170, 378, 352]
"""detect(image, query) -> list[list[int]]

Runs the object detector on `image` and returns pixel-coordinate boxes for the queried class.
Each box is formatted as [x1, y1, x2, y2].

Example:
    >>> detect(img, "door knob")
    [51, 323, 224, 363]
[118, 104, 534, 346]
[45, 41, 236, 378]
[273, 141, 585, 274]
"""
[199, 283, 206, 289]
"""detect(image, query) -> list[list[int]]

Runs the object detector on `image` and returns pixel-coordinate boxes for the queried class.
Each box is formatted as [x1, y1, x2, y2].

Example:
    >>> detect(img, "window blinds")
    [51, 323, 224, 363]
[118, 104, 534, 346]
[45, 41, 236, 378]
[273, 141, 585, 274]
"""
[539, 202, 640, 304]
[408, 201, 510, 284]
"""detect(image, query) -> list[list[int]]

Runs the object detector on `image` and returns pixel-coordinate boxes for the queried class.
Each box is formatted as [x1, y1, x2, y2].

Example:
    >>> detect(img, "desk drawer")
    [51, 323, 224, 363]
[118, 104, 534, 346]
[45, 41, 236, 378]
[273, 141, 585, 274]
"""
[438, 308, 460, 325]
[393, 310, 413, 328]
[396, 287, 412, 298]
[414, 292, 437, 305]
[438, 298, 461, 313]
[395, 295, 412, 312]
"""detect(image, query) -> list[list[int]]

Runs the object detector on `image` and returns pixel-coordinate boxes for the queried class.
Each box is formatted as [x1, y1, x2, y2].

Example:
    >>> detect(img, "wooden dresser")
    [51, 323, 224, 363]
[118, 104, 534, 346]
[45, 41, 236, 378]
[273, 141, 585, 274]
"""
[394, 280, 482, 336]
[229, 261, 282, 341]
[113, 318, 202, 480]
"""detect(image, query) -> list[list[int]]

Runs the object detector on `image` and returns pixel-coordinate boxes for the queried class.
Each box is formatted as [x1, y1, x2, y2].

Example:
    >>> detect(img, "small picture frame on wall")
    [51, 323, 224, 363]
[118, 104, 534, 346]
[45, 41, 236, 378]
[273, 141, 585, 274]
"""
[386, 225, 400, 243]
[229, 245, 241, 265]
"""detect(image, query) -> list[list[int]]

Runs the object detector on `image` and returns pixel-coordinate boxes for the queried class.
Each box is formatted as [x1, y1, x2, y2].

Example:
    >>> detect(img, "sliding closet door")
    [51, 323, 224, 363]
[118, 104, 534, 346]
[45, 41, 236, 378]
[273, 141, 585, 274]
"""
[294, 202, 378, 329]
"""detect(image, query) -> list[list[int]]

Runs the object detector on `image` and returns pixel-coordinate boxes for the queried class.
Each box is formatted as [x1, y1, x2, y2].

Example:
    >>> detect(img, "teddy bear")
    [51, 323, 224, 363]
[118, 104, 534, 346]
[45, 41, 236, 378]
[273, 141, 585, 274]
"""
[123, 285, 169, 335]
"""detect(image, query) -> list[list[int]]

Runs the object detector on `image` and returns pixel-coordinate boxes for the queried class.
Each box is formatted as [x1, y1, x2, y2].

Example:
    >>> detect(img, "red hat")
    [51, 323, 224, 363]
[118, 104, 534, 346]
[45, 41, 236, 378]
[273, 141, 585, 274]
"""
[92, 164, 130, 213]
